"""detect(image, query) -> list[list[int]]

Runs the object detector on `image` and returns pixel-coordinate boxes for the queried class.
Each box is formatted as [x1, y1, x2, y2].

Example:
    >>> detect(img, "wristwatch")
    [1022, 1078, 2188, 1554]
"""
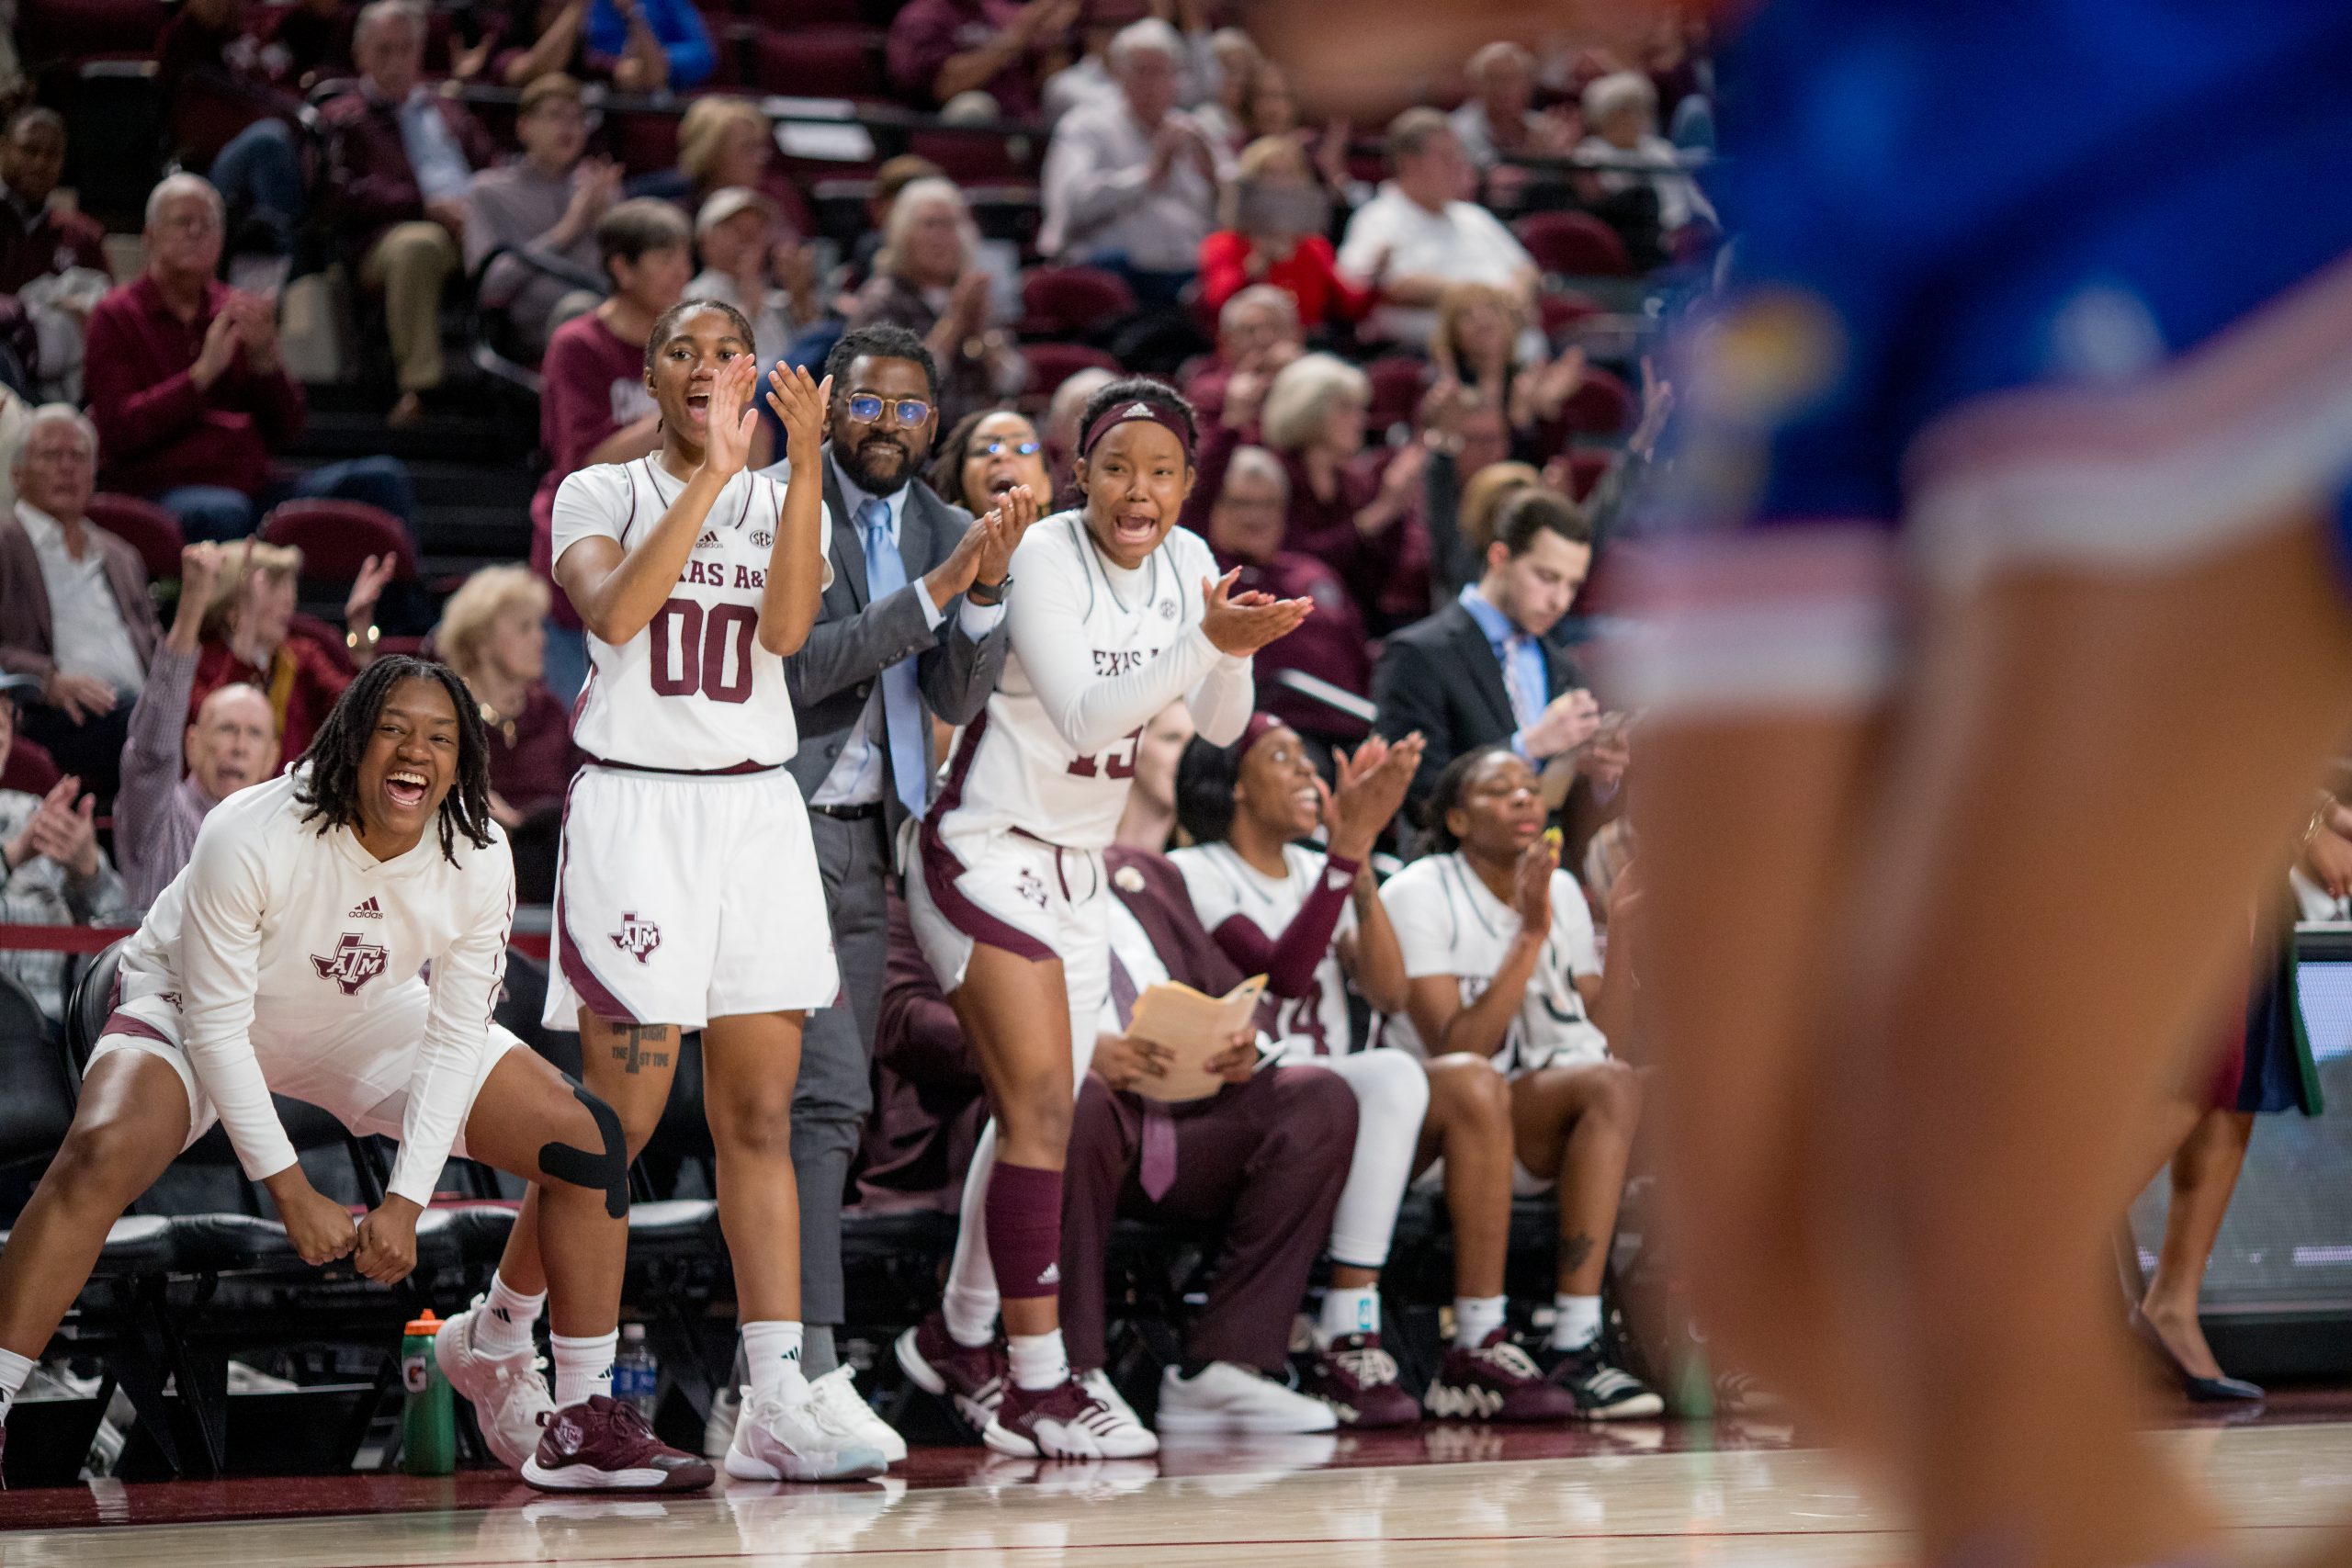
[967, 575, 1010, 606]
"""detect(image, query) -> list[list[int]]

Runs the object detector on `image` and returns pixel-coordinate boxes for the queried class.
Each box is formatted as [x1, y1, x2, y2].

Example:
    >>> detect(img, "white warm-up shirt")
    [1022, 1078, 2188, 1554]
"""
[551, 457, 831, 771]
[112, 772, 517, 1206]
[1170, 840, 1358, 1055]
[1336, 183, 1537, 348]
[1378, 851, 1605, 1075]
[933, 512, 1252, 851]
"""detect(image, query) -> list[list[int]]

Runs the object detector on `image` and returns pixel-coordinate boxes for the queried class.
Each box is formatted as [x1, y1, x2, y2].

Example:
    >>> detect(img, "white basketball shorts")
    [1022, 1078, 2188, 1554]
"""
[546, 763, 841, 1032]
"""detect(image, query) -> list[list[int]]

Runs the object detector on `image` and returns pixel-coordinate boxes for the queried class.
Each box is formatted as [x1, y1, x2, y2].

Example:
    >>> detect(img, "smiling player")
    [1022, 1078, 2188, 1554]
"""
[0, 659, 711, 1490]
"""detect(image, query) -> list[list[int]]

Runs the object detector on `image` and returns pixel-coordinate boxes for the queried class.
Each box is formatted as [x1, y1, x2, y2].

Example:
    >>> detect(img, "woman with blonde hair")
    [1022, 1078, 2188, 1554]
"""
[1190, 349, 1427, 628]
[846, 176, 1024, 428]
[1432, 280, 1589, 462]
[187, 540, 393, 771]
[1198, 137, 1367, 328]
[434, 564, 582, 835]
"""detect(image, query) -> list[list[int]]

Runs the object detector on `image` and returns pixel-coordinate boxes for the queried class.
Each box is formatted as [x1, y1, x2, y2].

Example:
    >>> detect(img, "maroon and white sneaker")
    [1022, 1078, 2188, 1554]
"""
[521, 1395, 716, 1492]
[982, 1376, 1159, 1460]
[1424, 1328, 1578, 1422]
[1304, 1333, 1422, 1427]
[894, 1311, 1007, 1430]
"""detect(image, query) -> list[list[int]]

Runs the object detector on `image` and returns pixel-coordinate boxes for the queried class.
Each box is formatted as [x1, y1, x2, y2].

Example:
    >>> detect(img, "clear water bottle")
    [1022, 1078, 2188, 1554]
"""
[614, 1323, 660, 1423]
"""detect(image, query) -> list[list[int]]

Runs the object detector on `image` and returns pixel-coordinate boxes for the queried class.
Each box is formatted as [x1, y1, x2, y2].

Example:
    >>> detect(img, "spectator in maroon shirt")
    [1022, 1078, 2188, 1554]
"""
[1182, 282, 1301, 433]
[529, 197, 690, 702]
[1190, 350, 1431, 635]
[321, 0, 497, 426]
[0, 110, 111, 402]
[436, 562, 580, 901]
[888, 0, 1079, 119]
[83, 175, 417, 544]
[1203, 444, 1371, 761]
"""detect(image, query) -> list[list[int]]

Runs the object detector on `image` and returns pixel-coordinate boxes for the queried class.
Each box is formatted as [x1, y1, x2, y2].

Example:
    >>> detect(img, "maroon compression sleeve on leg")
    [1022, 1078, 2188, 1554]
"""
[987, 1159, 1066, 1301]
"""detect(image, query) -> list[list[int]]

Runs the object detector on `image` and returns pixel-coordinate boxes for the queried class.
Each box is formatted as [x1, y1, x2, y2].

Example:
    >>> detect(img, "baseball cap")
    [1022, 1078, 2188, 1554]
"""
[695, 186, 778, 240]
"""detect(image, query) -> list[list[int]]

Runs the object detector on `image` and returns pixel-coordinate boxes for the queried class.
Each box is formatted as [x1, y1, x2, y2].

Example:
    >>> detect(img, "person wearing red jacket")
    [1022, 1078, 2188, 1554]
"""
[1197, 136, 1369, 329]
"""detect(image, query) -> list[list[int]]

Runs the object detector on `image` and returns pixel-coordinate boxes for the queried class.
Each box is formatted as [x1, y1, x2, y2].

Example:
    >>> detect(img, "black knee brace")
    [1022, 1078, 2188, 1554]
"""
[538, 1081, 628, 1219]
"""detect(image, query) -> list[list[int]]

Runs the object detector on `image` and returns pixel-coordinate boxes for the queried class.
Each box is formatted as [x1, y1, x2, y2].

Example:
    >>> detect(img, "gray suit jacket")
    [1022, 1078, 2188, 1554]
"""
[783, 446, 1012, 833]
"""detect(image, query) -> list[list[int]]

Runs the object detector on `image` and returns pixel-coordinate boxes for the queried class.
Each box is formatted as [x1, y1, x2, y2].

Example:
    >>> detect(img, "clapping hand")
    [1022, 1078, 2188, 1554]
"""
[972, 482, 1039, 586]
[345, 553, 396, 634]
[1512, 830, 1557, 930]
[1198, 570, 1313, 657]
[9, 774, 99, 878]
[764, 363, 831, 466]
[697, 354, 762, 479]
[1321, 731, 1424, 860]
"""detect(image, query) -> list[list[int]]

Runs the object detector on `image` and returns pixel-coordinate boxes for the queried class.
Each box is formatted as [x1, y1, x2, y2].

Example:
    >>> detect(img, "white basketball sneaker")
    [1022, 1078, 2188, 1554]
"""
[983, 1373, 1159, 1460]
[808, 1366, 908, 1465]
[1154, 1361, 1339, 1435]
[435, 1296, 556, 1470]
[724, 1378, 890, 1483]
[702, 1386, 741, 1461]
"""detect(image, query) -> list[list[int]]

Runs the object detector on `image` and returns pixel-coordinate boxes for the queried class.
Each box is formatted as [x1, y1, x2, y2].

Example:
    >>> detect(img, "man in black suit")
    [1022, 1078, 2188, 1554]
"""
[1372, 490, 1608, 835]
[760, 324, 1027, 1443]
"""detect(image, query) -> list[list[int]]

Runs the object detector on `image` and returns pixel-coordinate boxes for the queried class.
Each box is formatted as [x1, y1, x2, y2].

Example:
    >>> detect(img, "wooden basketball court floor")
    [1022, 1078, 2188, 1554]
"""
[9, 1404, 2352, 1568]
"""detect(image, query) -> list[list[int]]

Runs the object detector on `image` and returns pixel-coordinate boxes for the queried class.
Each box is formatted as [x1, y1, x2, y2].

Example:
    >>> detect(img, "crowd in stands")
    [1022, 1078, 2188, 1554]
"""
[0, 0, 1726, 1447]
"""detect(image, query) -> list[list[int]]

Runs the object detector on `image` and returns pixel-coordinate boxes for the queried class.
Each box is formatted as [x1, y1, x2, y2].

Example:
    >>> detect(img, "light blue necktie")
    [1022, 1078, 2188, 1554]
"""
[859, 499, 930, 819]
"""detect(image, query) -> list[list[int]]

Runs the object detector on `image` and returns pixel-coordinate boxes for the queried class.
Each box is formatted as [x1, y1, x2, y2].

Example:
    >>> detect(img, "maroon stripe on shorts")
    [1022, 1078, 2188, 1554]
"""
[919, 711, 1054, 963]
[99, 1010, 175, 1047]
[554, 772, 645, 1026]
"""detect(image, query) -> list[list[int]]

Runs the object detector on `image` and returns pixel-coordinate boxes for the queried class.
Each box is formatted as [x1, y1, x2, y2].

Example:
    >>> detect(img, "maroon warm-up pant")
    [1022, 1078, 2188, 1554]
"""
[1059, 1063, 1357, 1374]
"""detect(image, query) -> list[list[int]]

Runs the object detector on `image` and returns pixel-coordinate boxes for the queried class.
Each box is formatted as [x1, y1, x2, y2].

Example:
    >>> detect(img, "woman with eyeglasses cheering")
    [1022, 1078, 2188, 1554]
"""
[927, 409, 1055, 521]
[895, 378, 1315, 1461]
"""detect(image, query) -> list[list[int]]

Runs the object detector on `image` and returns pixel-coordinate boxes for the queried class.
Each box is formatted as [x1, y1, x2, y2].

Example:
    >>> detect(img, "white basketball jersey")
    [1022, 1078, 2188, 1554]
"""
[551, 458, 831, 772]
[1379, 852, 1606, 1074]
[933, 513, 1245, 851]
[1170, 841, 1359, 1055]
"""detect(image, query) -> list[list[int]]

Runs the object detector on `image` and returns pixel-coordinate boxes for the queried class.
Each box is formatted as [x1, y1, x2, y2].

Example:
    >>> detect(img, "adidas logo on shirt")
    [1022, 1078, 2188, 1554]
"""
[349, 897, 384, 919]
[696, 531, 720, 548]
[1038, 1262, 1061, 1287]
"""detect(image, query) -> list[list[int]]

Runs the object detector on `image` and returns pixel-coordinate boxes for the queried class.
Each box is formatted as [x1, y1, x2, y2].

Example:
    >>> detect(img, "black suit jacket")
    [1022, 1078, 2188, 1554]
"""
[783, 446, 1012, 835]
[1370, 599, 1584, 818]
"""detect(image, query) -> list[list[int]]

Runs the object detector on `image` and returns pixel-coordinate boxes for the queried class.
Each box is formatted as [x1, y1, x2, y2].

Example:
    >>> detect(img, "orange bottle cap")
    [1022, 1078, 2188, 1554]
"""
[403, 1310, 442, 1337]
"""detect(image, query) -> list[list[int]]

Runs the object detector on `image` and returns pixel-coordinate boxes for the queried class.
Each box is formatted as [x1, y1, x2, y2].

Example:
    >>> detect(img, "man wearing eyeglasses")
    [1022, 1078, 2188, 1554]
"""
[747, 322, 1028, 1453]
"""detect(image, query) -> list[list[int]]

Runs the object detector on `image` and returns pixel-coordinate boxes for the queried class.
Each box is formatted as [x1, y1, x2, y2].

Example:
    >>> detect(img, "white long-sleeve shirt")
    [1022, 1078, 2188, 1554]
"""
[113, 771, 517, 1206]
[933, 511, 1250, 851]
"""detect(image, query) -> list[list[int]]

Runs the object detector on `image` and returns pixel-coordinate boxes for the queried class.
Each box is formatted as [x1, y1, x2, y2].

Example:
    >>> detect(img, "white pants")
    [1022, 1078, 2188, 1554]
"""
[1279, 1046, 1431, 1270]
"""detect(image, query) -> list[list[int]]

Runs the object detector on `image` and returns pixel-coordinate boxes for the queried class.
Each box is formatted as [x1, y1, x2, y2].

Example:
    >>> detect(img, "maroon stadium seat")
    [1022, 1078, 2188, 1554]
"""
[0, 736, 60, 798]
[745, 0, 863, 26]
[1364, 355, 1428, 432]
[85, 493, 186, 584]
[261, 500, 417, 584]
[909, 129, 1034, 183]
[1537, 289, 1604, 338]
[1022, 342, 1122, 401]
[1514, 210, 1633, 278]
[1561, 449, 1611, 501]
[749, 26, 885, 99]
[17, 0, 169, 63]
[1021, 266, 1136, 338]
[1555, 367, 1635, 437]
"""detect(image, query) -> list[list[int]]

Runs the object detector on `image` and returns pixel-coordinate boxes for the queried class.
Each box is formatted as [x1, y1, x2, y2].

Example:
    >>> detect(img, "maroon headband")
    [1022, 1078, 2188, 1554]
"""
[1235, 711, 1285, 757]
[1079, 395, 1193, 462]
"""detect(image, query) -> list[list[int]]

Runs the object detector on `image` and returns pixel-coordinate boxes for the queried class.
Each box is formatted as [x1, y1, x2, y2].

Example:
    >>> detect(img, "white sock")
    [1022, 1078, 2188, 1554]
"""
[0, 1347, 32, 1422]
[1453, 1294, 1508, 1351]
[550, 1330, 616, 1407]
[477, 1272, 546, 1359]
[1317, 1284, 1382, 1346]
[1007, 1329, 1069, 1392]
[742, 1320, 807, 1404]
[942, 1280, 998, 1348]
[1551, 1293, 1603, 1352]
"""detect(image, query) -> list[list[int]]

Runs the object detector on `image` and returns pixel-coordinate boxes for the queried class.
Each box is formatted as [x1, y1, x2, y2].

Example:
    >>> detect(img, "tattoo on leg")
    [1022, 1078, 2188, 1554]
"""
[610, 1025, 673, 1074]
[1562, 1232, 1596, 1273]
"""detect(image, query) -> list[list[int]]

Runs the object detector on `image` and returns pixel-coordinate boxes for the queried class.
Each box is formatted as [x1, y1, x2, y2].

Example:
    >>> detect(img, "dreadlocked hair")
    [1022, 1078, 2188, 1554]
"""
[294, 657, 497, 864]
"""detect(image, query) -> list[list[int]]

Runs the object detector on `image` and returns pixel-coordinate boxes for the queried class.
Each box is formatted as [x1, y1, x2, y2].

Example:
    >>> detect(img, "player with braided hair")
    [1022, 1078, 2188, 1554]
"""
[0, 662, 712, 1490]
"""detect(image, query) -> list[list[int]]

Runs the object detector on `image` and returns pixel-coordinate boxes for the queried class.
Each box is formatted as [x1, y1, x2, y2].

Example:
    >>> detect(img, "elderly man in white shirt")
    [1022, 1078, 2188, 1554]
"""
[1038, 17, 1224, 307]
[1337, 107, 1539, 352]
[0, 404, 158, 805]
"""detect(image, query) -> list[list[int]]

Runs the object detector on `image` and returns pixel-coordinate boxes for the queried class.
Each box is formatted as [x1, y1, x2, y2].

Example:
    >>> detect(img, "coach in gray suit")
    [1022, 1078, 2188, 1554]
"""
[772, 323, 1028, 1394]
